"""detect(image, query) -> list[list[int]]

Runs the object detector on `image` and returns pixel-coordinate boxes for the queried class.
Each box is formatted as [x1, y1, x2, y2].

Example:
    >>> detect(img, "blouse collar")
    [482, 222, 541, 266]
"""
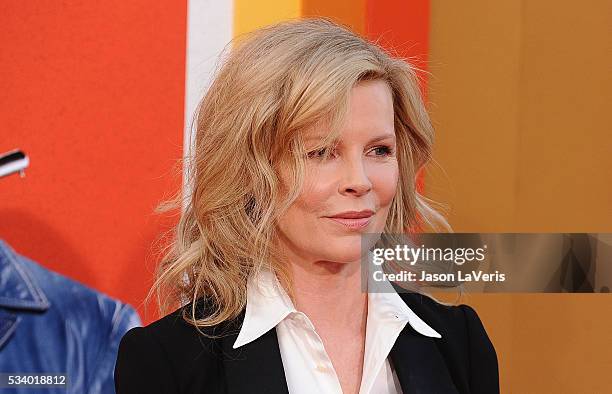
[233, 266, 441, 349]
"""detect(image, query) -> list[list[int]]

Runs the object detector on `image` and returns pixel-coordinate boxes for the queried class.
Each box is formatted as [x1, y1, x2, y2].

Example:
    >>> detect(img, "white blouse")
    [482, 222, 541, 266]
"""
[233, 268, 442, 394]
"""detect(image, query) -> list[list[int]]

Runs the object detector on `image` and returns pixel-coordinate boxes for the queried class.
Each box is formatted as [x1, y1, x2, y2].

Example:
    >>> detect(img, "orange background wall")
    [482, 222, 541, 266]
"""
[425, 1, 612, 393]
[0, 1, 186, 318]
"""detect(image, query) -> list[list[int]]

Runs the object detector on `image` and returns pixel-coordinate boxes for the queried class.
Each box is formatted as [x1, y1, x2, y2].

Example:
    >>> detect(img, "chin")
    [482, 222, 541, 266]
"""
[320, 241, 367, 263]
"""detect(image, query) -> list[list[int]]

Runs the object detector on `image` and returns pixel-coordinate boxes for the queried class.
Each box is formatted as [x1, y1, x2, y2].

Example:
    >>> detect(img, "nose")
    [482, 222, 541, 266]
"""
[338, 155, 372, 197]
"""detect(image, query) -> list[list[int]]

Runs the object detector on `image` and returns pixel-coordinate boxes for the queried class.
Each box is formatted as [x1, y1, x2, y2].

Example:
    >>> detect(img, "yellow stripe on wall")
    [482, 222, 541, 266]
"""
[233, 0, 301, 38]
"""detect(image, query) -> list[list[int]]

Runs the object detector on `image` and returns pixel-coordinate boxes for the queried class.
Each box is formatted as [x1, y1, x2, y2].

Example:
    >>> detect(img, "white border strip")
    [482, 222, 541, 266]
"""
[183, 0, 233, 209]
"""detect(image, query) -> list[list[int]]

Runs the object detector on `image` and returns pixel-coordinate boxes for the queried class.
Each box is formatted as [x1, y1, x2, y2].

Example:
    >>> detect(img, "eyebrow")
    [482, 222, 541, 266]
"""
[304, 132, 396, 144]
[368, 133, 396, 144]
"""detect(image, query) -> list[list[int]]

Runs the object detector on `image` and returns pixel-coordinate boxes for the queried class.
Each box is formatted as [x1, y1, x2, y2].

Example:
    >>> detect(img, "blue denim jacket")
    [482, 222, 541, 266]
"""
[0, 239, 141, 393]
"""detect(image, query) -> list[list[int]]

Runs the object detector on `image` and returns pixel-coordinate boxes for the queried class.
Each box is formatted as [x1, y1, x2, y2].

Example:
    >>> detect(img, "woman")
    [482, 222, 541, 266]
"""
[115, 18, 499, 394]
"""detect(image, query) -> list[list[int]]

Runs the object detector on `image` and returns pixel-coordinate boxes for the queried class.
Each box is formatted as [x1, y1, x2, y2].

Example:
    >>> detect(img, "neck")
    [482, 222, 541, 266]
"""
[285, 255, 368, 333]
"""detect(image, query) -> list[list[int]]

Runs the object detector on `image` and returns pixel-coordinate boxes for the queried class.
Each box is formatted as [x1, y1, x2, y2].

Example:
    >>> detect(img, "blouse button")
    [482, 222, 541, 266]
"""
[315, 364, 328, 373]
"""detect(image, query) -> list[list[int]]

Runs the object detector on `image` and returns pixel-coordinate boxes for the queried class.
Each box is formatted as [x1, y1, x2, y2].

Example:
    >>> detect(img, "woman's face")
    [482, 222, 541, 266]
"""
[277, 79, 399, 265]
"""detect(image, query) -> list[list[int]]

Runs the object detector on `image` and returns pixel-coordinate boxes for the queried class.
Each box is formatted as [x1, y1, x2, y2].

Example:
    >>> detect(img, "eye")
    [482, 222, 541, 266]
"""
[306, 147, 335, 159]
[370, 145, 394, 157]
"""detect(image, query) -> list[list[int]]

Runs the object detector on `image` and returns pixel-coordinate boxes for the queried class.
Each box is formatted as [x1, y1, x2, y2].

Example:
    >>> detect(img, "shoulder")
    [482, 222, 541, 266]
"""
[122, 298, 235, 351]
[399, 292, 499, 393]
[115, 300, 232, 393]
[117, 303, 221, 368]
[21, 255, 141, 334]
[19, 253, 127, 313]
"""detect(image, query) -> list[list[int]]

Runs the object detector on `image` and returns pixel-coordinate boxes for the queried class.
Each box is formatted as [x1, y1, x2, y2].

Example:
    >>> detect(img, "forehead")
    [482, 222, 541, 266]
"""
[303, 80, 395, 143]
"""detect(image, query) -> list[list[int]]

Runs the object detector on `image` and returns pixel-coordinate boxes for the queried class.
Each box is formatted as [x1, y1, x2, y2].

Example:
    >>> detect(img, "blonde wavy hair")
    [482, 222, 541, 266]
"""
[151, 17, 450, 331]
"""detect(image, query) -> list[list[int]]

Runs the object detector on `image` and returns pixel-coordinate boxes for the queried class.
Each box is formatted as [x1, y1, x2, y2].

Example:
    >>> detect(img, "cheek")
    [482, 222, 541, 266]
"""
[277, 171, 333, 229]
[371, 162, 399, 206]
[298, 171, 335, 211]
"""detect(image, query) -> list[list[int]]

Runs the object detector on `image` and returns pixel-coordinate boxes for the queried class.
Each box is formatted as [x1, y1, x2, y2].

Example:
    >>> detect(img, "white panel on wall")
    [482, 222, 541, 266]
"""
[183, 0, 233, 206]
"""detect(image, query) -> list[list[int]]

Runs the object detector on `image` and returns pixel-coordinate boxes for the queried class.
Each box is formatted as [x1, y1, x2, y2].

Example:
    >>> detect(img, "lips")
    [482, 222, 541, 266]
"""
[327, 210, 374, 219]
[325, 210, 374, 230]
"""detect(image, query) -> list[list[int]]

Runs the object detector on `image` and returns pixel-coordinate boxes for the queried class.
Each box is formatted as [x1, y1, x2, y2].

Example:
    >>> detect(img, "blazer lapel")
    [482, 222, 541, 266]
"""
[390, 326, 459, 394]
[221, 323, 289, 394]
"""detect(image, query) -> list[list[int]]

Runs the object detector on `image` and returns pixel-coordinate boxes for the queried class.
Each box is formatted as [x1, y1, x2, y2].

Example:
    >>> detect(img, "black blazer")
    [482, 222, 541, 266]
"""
[115, 293, 499, 393]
